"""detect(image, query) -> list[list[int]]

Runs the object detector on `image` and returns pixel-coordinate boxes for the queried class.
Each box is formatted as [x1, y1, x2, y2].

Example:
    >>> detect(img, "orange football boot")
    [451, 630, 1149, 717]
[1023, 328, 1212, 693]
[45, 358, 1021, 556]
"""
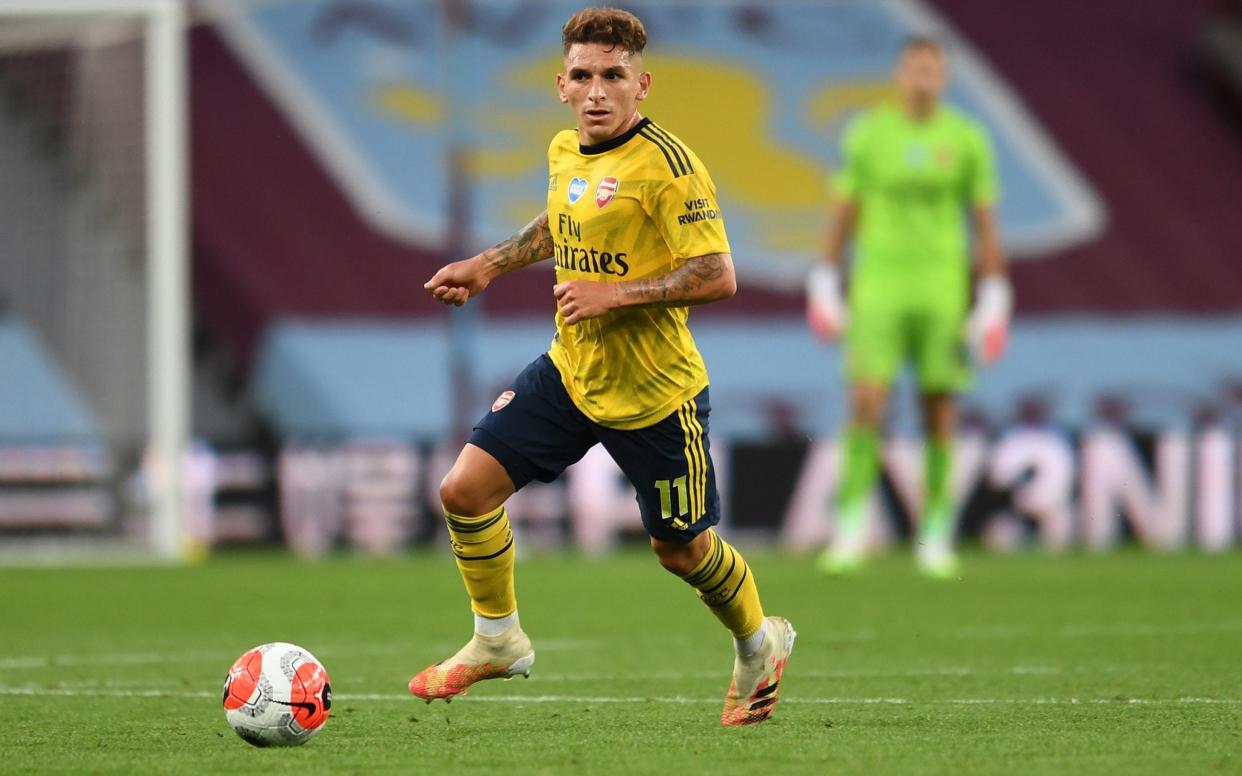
[721, 616, 796, 726]
[409, 623, 534, 702]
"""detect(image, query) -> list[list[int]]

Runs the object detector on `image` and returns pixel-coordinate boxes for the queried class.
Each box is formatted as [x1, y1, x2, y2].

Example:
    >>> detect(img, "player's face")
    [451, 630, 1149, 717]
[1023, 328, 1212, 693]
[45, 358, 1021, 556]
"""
[557, 43, 651, 144]
[895, 47, 948, 114]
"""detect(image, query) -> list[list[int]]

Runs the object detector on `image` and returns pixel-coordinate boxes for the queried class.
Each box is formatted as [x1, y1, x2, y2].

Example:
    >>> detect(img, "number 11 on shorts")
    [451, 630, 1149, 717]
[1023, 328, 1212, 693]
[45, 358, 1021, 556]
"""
[656, 475, 690, 527]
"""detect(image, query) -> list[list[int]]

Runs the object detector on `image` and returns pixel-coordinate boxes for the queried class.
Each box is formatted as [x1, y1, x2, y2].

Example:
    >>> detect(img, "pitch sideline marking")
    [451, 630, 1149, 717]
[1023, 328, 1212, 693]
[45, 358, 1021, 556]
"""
[953, 621, 1242, 639]
[5, 616, 1241, 672]
[0, 639, 600, 672]
[1, 686, 1239, 706]
[2, 619, 1239, 672]
[535, 666, 1042, 681]
[0, 661, 1074, 681]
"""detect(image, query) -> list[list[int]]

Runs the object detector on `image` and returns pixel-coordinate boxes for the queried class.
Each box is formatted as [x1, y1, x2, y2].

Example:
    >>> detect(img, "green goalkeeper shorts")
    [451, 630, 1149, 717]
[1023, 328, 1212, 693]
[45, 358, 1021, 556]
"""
[844, 279, 972, 393]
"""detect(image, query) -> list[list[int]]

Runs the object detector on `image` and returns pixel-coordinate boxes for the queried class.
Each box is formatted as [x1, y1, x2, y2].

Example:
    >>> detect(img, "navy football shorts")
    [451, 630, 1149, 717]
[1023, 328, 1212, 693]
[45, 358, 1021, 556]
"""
[469, 354, 720, 543]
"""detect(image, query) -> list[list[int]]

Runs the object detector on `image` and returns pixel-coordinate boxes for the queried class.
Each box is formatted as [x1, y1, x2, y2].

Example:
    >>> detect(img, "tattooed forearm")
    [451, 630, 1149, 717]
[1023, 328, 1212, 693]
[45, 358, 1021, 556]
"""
[481, 210, 554, 277]
[616, 252, 737, 309]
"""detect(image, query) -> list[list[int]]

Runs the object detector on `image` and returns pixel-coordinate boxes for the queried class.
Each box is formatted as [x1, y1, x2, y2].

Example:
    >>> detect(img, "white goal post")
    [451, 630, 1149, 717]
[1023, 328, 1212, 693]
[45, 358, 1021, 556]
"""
[0, 0, 189, 560]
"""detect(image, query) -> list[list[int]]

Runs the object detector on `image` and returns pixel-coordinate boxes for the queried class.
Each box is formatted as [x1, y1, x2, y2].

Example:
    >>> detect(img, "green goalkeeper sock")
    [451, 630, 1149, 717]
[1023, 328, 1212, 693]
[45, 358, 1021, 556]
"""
[837, 426, 880, 533]
[922, 438, 954, 538]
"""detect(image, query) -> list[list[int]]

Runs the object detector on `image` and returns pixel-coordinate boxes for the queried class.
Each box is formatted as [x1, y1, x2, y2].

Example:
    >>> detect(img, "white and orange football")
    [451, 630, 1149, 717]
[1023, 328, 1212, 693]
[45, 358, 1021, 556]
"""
[222, 642, 331, 747]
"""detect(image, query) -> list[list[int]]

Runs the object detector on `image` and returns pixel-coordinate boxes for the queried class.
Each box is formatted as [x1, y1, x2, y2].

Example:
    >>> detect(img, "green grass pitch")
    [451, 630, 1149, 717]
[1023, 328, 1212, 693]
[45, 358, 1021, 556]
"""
[1, 549, 1239, 774]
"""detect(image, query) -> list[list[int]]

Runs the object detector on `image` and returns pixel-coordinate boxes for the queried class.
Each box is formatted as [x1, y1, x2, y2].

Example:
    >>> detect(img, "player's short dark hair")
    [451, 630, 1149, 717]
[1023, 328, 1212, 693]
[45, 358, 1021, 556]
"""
[901, 35, 946, 56]
[562, 7, 647, 56]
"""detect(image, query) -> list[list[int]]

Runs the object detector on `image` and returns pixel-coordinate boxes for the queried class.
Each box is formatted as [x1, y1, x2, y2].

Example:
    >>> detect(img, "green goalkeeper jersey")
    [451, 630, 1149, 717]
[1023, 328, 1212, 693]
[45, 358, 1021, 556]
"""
[834, 103, 997, 300]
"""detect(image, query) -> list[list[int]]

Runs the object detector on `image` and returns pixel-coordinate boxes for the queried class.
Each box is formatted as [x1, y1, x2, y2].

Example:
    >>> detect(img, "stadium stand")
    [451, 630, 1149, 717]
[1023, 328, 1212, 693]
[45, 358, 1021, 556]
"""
[935, 0, 1242, 313]
[0, 316, 100, 442]
[187, 0, 1242, 441]
[190, 0, 1242, 363]
[254, 317, 1242, 439]
[190, 27, 447, 363]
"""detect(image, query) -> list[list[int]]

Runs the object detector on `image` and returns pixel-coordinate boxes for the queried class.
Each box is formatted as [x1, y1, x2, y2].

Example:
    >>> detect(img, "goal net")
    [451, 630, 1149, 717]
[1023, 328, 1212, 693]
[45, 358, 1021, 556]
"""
[0, 0, 188, 562]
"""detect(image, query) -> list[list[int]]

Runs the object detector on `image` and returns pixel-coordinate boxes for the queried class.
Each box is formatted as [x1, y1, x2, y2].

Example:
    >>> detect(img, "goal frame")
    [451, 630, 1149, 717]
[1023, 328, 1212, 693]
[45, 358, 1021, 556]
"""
[0, 0, 189, 560]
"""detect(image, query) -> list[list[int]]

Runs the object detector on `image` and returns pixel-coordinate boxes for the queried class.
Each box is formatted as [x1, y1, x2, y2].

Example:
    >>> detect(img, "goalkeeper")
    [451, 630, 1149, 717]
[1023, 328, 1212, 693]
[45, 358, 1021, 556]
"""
[807, 36, 1011, 577]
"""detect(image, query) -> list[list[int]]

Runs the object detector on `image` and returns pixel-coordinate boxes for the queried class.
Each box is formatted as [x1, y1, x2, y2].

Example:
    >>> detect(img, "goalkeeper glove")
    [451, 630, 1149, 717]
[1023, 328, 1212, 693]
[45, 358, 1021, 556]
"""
[806, 263, 847, 341]
[965, 276, 1013, 366]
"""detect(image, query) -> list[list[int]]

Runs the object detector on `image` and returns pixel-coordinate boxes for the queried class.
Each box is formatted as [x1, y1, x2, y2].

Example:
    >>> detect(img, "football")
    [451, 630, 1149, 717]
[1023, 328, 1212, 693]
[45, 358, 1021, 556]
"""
[221, 642, 332, 747]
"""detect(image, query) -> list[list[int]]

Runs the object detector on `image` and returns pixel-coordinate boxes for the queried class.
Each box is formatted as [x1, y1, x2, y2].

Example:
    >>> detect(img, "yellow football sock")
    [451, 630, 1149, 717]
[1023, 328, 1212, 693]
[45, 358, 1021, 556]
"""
[684, 530, 764, 639]
[445, 506, 516, 619]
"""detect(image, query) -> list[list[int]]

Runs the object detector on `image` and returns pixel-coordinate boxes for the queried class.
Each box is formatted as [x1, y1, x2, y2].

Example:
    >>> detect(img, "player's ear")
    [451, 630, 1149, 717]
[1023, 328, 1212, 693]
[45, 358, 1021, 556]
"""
[636, 71, 651, 102]
[556, 72, 569, 103]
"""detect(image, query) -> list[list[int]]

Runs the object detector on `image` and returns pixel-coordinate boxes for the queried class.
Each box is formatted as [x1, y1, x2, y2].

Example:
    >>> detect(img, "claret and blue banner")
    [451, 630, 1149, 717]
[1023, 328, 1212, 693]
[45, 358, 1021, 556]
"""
[204, 0, 1104, 289]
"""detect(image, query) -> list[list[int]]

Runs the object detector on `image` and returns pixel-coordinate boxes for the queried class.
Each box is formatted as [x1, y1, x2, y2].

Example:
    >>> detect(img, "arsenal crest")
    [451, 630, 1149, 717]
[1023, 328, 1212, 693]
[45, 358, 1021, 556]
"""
[491, 390, 515, 412]
[595, 176, 619, 208]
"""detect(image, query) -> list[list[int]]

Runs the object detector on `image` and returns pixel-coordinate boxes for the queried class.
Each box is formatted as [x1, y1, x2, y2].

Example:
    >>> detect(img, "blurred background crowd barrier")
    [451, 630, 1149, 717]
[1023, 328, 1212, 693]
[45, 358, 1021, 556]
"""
[2, 0, 1242, 558]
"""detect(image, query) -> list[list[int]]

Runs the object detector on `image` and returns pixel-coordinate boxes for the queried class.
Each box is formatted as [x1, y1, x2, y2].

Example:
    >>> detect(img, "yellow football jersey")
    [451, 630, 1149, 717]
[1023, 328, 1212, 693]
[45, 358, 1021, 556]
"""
[545, 117, 731, 430]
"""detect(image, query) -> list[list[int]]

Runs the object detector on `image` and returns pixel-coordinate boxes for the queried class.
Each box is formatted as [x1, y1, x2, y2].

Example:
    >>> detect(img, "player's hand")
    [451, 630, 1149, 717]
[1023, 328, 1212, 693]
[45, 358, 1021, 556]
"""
[553, 280, 619, 325]
[965, 276, 1013, 365]
[806, 263, 847, 341]
[424, 256, 491, 307]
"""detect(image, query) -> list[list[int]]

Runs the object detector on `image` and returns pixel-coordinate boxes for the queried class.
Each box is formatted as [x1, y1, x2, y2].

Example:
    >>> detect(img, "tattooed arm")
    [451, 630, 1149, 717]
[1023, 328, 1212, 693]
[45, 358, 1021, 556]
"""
[425, 210, 553, 307]
[553, 252, 737, 325]
[478, 210, 555, 277]
[614, 252, 737, 309]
